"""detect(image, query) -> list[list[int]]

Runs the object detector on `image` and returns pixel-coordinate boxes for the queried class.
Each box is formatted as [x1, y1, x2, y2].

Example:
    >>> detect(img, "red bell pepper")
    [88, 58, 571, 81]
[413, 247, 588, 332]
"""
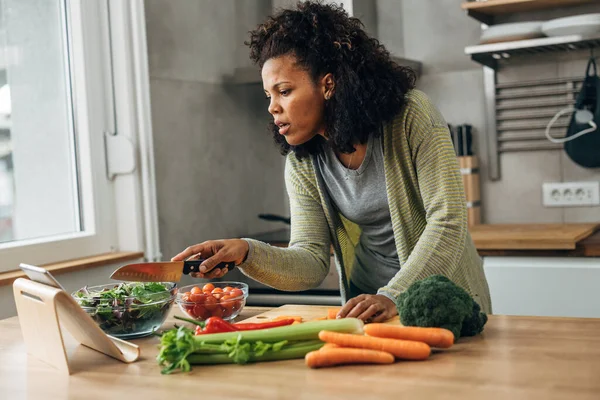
[174, 315, 296, 335]
[174, 315, 236, 335]
[233, 319, 295, 330]
[203, 317, 238, 333]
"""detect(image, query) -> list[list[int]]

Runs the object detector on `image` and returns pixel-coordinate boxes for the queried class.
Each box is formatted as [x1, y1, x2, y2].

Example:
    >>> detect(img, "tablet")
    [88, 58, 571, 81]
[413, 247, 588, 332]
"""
[19, 263, 66, 291]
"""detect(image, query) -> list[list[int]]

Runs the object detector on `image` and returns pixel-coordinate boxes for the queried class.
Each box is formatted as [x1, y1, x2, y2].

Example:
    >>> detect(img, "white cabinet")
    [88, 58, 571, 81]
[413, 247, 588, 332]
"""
[483, 256, 600, 318]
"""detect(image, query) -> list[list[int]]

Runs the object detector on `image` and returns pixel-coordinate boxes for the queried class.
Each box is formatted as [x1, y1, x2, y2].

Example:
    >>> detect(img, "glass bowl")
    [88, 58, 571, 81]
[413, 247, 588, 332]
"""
[72, 282, 177, 339]
[176, 281, 248, 321]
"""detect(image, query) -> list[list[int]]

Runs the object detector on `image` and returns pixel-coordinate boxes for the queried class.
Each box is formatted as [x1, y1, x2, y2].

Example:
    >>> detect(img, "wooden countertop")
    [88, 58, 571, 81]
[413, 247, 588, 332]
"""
[477, 229, 600, 257]
[1, 305, 600, 399]
[249, 224, 600, 257]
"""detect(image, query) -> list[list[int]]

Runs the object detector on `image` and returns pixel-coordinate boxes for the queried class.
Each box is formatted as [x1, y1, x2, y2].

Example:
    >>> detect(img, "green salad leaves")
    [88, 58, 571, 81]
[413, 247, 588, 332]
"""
[74, 282, 174, 338]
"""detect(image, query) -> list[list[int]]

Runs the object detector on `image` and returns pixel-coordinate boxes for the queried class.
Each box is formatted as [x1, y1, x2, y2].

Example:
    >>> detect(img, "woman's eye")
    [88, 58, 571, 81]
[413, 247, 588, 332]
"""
[280, 90, 290, 96]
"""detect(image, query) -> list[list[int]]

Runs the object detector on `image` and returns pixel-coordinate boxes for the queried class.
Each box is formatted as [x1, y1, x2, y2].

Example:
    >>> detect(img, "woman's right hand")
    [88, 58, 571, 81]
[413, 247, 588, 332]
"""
[171, 239, 249, 279]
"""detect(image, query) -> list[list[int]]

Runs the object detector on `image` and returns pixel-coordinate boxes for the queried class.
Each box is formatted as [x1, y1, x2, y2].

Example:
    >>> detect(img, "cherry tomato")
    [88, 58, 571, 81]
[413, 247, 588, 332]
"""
[223, 286, 234, 294]
[221, 307, 233, 319]
[220, 295, 235, 311]
[190, 293, 205, 303]
[204, 295, 218, 311]
[190, 286, 202, 295]
[202, 283, 215, 293]
[230, 288, 244, 299]
[181, 292, 191, 302]
[210, 307, 224, 318]
[192, 304, 209, 320]
[232, 300, 243, 312]
[209, 288, 221, 300]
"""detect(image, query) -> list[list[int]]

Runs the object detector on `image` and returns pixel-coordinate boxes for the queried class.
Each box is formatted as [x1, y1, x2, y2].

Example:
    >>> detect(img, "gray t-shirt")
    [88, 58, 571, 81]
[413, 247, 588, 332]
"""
[316, 134, 400, 295]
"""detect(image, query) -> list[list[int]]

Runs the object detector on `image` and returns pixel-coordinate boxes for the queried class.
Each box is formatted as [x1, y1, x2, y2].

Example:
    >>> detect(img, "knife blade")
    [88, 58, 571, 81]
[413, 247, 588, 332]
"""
[109, 259, 236, 282]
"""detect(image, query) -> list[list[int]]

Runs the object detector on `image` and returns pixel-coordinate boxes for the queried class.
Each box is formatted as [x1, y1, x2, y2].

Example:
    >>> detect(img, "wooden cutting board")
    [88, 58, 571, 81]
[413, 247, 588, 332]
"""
[241, 304, 400, 325]
[469, 223, 600, 250]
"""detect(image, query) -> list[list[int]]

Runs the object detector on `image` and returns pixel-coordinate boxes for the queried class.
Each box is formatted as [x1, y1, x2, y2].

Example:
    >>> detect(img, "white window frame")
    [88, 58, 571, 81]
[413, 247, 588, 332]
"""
[0, 0, 160, 273]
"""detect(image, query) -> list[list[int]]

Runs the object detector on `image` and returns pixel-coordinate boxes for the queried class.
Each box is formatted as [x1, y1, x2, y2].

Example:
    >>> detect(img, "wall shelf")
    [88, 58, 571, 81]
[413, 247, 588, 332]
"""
[467, 31, 599, 180]
[461, 0, 595, 24]
[465, 33, 600, 69]
[462, 0, 600, 181]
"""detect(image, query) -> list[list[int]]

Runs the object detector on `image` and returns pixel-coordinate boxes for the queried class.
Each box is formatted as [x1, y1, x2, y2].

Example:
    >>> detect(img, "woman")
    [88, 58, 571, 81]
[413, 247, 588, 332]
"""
[172, 1, 492, 322]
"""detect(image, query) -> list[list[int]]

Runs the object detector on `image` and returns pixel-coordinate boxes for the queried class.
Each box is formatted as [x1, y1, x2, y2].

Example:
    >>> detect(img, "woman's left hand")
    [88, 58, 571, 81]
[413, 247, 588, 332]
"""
[337, 294, 398, 323]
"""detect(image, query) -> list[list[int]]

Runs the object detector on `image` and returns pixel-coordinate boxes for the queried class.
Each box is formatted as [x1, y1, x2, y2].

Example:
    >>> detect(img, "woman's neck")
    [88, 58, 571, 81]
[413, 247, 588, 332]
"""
[335, 143, 367, 170]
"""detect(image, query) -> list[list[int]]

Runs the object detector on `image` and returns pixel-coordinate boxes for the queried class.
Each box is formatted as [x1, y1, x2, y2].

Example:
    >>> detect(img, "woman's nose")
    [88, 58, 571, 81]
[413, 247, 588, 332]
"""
[268, 98, 281, 115]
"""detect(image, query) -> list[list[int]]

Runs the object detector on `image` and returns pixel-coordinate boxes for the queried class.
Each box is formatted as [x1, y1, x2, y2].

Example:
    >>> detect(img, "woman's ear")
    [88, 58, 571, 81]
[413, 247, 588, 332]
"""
[321, 73, 335, 100]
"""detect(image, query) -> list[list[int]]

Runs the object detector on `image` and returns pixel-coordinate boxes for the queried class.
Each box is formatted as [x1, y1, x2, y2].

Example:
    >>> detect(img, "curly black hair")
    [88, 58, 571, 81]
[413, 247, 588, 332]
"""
[245, 1, 416, 159]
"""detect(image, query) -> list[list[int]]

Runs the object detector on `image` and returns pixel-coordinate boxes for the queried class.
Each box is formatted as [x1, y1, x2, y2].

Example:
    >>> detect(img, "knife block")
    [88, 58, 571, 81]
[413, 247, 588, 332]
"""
[458, 156, 481, 227]
[12, 278, 140, 375]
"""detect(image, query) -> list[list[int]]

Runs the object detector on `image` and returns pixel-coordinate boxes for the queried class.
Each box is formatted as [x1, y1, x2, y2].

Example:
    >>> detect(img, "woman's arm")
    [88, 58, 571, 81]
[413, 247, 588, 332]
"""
[238, 155, 331, 291]
[378, 100, 468, 300]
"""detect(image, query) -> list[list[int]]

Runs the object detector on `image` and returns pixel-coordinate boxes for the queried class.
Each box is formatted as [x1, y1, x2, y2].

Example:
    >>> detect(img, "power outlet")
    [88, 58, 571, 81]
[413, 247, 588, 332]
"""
[542, 181, 600, 207]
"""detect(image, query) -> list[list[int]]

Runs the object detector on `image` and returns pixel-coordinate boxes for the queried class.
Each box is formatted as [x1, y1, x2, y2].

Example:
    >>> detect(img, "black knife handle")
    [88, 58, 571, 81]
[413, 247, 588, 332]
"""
[182, 259, 236, 275]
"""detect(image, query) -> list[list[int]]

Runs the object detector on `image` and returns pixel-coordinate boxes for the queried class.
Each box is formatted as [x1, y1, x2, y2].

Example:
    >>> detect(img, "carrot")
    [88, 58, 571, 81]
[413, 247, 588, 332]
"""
[327, 307, 341, 320]
[364, 324, 454, 349]
[320, 342, 340, 351]
[312, 316, 328, 321]
[305, 348, 394, 368]
[318, 330, 431, 360]
[272, 315, 303, 323]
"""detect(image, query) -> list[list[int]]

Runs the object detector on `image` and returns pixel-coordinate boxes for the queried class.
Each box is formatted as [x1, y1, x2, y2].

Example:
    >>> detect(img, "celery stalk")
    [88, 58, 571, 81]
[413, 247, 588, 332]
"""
[186, 340, 324, 365]
[188, 318, 364, 344]
[158, 318, 364, 374]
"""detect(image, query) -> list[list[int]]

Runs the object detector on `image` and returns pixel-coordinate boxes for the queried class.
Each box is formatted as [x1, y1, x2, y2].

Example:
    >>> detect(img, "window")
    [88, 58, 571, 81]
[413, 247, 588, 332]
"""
[0, 0, 159, 273]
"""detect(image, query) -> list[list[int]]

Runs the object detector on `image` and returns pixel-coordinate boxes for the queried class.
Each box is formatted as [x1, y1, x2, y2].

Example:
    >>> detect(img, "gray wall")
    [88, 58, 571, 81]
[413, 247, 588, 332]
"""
[145, 0, 289, 261]
[144, 0, 600, 260]
[380, 0, 600, 224]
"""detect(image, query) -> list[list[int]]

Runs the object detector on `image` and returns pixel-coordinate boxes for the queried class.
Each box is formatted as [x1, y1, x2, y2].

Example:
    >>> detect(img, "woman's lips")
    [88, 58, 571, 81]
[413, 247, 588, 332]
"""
[278, 123, 290, 135]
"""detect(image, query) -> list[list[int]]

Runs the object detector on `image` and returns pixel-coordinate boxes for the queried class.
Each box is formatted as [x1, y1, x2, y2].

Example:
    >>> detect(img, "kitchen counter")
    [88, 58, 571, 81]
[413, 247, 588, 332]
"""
[477, 229, 600, 257]
[1, 305, 600, 399]
[249, 225, 600, 257]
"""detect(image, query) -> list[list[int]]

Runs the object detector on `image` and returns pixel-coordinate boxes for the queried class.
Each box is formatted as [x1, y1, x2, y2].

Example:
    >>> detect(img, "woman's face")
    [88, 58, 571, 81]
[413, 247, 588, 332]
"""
[262, 54, 330, 146]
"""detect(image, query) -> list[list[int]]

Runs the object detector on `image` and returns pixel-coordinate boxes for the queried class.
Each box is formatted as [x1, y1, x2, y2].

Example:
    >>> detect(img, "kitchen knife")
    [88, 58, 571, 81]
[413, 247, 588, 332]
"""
[109, 259, 236, 282]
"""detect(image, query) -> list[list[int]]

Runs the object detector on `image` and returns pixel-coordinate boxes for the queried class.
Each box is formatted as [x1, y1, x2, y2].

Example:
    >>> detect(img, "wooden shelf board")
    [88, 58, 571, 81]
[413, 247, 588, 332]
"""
[461, 0, 595, 16]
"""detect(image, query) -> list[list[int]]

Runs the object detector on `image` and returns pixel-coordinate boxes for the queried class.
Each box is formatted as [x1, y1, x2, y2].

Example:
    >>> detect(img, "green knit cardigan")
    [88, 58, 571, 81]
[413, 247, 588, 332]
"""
[240, 90, 492, 313]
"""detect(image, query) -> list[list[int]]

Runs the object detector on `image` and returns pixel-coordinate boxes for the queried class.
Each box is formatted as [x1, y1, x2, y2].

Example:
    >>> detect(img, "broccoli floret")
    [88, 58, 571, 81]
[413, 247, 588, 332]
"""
[396, 275, 487, 340]
[461, 301, 488, 337]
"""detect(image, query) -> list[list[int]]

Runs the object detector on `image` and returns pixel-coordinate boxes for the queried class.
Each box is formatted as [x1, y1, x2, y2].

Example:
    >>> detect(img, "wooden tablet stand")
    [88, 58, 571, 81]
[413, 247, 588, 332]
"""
[12, 278, 140, 374]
